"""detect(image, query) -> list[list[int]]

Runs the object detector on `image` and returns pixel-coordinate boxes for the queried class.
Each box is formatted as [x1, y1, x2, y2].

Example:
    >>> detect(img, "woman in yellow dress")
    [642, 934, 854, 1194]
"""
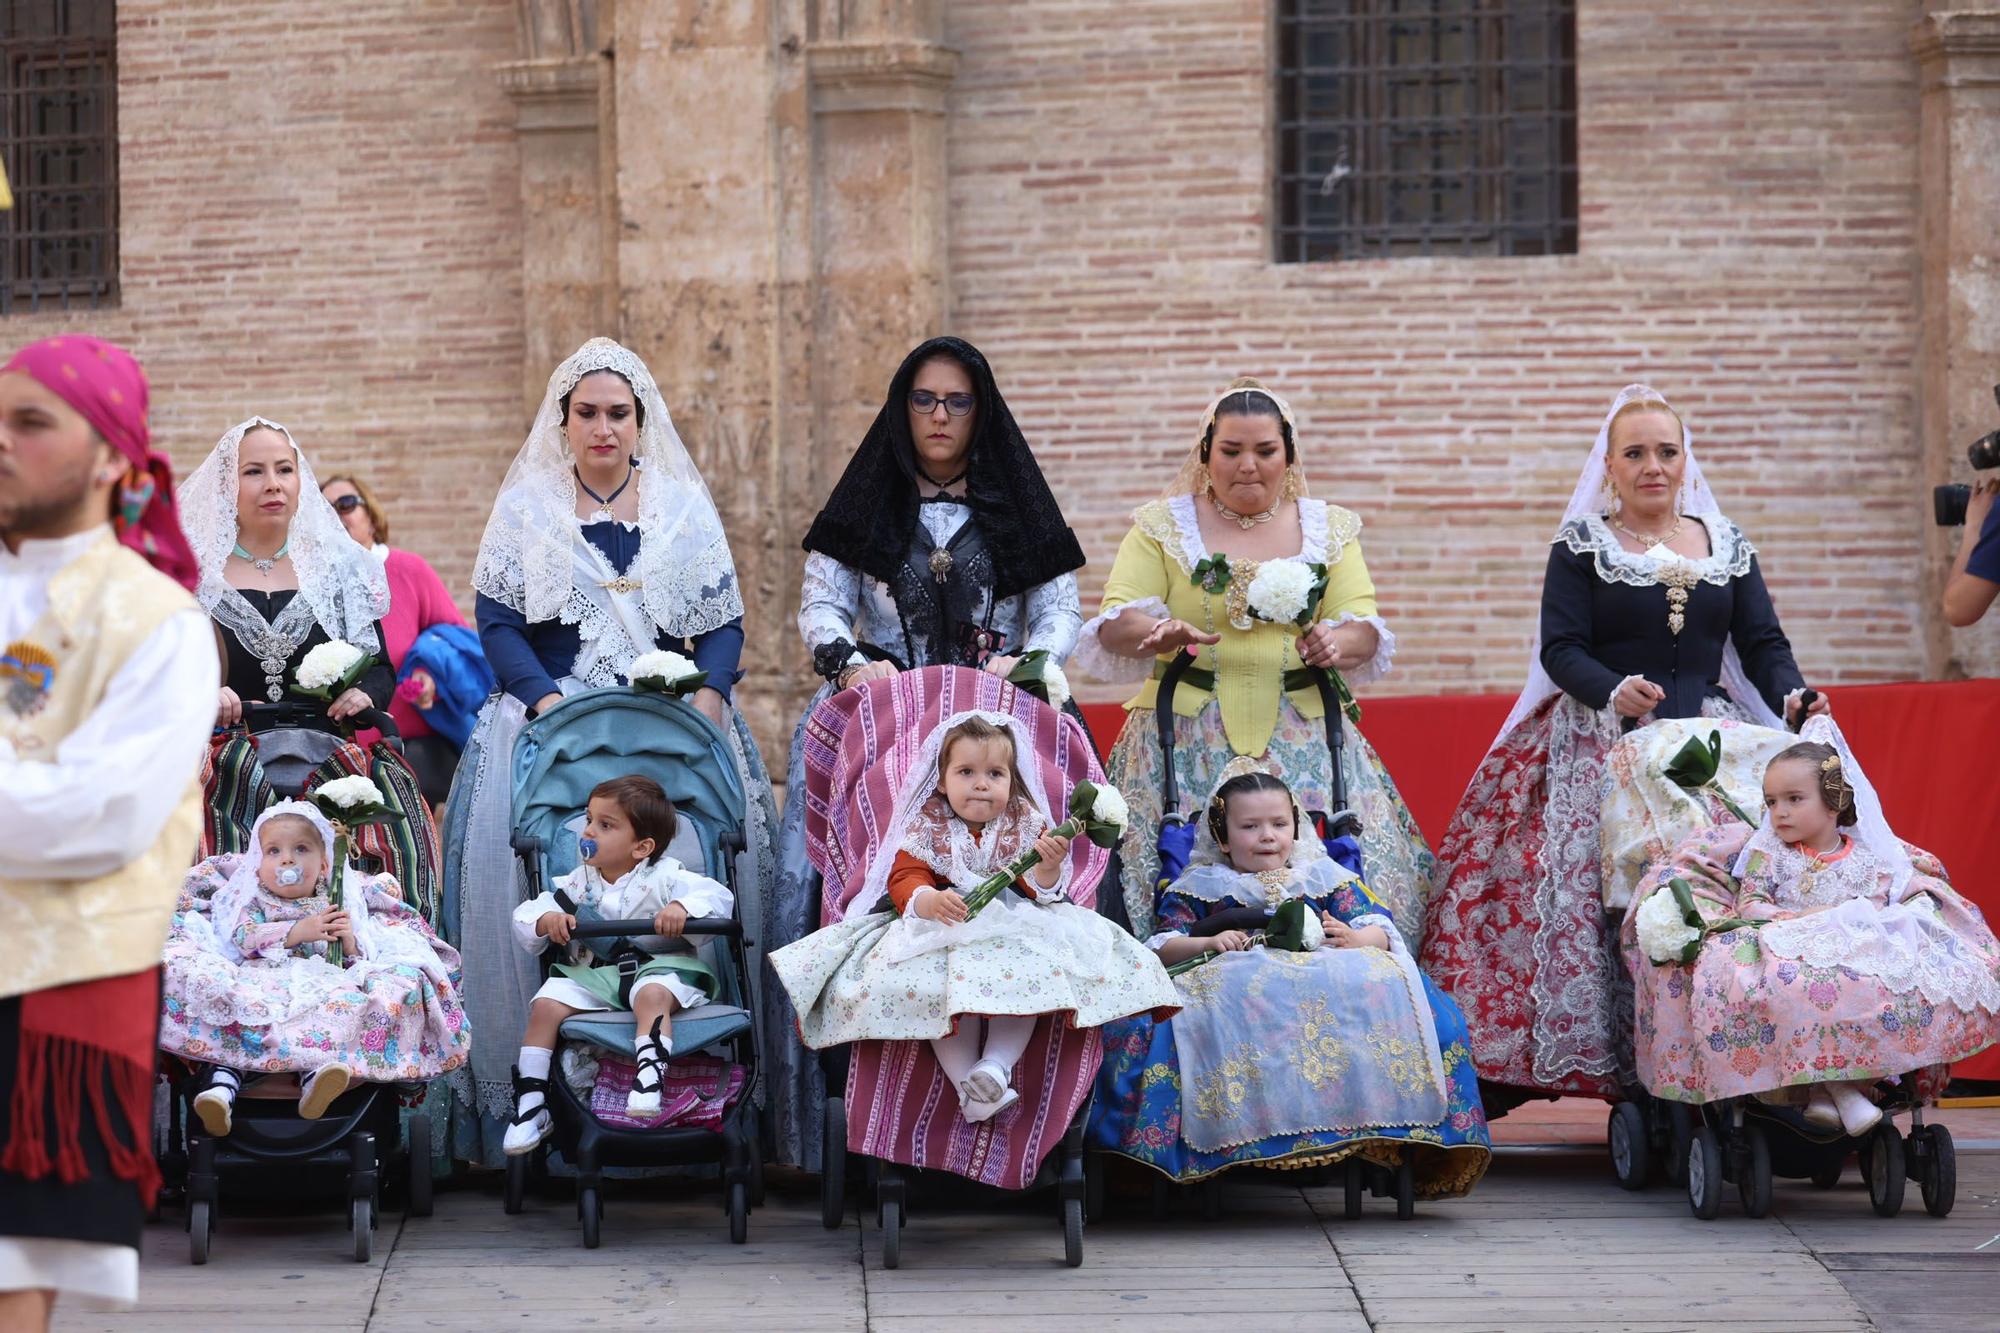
[1075, 378, 1432, 942]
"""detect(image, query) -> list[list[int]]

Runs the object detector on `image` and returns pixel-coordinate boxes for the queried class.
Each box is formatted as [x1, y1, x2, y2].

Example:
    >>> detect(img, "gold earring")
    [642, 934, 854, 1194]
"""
[1280, 467, 1302, 501]
[1195, 463, 1213, 495]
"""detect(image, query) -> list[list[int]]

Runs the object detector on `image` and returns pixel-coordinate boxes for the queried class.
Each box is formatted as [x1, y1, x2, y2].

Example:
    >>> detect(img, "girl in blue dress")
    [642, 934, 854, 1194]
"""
[1088, 764, 1491, 1193]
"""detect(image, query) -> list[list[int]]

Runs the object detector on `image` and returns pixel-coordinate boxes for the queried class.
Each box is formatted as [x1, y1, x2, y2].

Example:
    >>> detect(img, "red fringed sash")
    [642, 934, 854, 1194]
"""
[2, 968, 161, 1206]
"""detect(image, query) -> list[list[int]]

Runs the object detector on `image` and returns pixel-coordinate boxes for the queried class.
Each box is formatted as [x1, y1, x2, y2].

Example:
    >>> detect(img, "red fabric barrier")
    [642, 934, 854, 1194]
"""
[1082, 679, 2000, 1076]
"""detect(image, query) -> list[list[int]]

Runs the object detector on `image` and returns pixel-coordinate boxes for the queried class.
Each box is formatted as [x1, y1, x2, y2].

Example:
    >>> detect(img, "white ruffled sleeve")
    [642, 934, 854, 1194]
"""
[1318, 612, 1396, 686]
[1073, 597, 1168, 684]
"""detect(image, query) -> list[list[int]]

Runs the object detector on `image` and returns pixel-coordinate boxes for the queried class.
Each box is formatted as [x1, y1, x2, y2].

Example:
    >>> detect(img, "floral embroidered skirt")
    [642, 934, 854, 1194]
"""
[1107, 698, 1435, 947]
[1086, 950, 1490, 1192]
[161, 858, 470, 1082]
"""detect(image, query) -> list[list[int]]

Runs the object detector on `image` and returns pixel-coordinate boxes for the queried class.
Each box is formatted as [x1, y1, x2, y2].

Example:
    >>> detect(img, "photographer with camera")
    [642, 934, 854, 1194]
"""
[1939, 384, 2000, 628]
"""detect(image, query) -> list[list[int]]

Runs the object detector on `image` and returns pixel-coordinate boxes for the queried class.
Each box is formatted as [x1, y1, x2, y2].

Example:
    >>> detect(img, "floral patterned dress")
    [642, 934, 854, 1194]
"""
[1623, 825, 2000, 1104]
[1087, 858, 1490, 1192]
[161, 856, 470, 1082]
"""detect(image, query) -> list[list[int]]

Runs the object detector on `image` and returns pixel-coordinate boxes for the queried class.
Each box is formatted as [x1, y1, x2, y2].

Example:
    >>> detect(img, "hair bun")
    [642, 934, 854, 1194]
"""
[1226, 376, 1267, 392]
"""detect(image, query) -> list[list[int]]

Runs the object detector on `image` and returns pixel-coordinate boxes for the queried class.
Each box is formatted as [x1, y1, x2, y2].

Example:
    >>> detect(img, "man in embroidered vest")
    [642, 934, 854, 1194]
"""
[0, 335, 212, 1329]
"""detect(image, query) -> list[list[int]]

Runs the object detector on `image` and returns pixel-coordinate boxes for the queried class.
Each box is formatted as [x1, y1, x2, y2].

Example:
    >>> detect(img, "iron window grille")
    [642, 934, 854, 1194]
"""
[1276, 0, 1577, 263]
[1, 0, 118, 313]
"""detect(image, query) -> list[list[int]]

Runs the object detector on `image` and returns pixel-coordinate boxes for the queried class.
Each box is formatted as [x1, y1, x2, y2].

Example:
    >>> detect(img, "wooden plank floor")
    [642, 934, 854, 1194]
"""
[53, 1136, 1998, 1332]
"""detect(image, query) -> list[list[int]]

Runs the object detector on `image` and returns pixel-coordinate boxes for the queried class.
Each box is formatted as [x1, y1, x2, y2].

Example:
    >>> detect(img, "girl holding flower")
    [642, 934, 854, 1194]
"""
[1076, 379, 1430, 942]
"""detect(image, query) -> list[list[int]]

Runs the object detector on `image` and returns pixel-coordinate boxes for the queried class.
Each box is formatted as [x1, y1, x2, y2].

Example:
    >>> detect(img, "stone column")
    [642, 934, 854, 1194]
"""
[497, 0, 617, 420]
[1911, 10, 2000, 677]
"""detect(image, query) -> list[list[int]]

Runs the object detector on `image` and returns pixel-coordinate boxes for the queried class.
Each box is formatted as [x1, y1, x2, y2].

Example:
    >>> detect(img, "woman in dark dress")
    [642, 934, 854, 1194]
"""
[763, 336, 1087, 1169]
[1421, 385, 1829, 1110]
[179, 418, 393, 733]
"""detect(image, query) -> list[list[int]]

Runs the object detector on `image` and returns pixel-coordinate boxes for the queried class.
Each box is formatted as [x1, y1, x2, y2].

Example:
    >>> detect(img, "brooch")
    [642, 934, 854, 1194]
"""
[600, 575, 644, 596]
[1, 640, 58, 718]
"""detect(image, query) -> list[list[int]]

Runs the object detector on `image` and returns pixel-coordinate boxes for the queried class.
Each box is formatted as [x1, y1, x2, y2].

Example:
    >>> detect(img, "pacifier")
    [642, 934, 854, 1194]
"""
[276, 865, 303, 887]
[577, 836, 599, 861]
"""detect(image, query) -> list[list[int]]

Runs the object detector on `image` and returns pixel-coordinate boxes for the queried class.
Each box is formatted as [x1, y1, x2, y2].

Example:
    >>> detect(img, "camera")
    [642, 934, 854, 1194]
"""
[1933, 382, 2000, 526]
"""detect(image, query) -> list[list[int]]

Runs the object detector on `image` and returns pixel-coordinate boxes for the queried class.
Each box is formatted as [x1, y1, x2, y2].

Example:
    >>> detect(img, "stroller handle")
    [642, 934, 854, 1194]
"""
[242, 700, 404, 748]
[565, 916, 742, 940]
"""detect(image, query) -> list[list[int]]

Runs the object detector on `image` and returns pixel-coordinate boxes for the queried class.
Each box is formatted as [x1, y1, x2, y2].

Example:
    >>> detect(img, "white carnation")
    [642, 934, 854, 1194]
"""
[1090, 784, 1130, 831]
[1635, 886, 1700, 964]
[626, 650, 700, 686]
[296, 640, 365, 691]
[1038, 659, 1072, 709]
[1301, 905, 1326, 950]
[316, 775, 386, 811]
[1245, 559, 1315, 624]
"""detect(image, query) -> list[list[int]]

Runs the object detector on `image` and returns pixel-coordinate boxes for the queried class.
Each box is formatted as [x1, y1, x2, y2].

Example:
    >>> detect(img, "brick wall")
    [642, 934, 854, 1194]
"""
[2, 0, 524, 614]
[943, 0, 1994, 700]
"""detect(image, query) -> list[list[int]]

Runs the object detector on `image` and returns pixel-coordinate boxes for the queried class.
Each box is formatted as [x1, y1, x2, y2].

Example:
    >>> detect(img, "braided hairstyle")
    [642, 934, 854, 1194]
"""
[1205, 770, 1300, 848]
[1768, 741, 1858, 828]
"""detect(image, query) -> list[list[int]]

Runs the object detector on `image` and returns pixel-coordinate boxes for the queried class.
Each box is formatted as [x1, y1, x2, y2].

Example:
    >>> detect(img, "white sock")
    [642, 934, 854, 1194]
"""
[931, 1023, 983, 1091]
[979, 1015, 1036, 1079]
[518, 1045, 552, 1114]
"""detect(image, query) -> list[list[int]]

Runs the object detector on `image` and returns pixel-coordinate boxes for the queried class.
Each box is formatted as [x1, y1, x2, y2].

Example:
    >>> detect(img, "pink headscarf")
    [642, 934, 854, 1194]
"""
[2, 334, 198, 590]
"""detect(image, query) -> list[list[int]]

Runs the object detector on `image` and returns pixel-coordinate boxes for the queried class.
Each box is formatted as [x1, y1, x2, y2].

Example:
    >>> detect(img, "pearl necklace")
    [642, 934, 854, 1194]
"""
[1212, 495, 1279, 531]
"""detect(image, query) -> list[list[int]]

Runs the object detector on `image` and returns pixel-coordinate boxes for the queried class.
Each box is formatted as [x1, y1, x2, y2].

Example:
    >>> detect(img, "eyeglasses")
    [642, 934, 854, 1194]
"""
[909, 390, 976, 418]
[330, 494, 364, 514]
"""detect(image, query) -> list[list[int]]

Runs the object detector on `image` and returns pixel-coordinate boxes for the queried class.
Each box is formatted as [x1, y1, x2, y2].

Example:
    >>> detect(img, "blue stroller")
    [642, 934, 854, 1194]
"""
[500, 688, 762, 1247]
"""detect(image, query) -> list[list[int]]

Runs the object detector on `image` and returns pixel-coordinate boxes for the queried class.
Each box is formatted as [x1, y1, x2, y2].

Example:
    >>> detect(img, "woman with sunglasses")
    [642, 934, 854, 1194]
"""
[320, 475, 483, 806]
[763, 335, 1087, 1170]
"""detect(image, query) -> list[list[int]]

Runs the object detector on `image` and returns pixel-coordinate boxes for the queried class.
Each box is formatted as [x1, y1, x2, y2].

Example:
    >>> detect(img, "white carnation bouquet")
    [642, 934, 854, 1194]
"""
[1636, 874, 1761, 966]
[1005, 649, 1072, 710]
[304, 775, 405, 967]
[294, 641, 378, 729]
[1245, 558, 1329, 629]
[625, 649, 708, 698]
[961, 780, 1129, 919]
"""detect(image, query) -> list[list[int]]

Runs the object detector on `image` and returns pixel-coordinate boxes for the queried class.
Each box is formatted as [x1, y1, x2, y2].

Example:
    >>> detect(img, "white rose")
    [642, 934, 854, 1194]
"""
[1039, 659, 1072, 709]
[1245, 560, 1314, 625]
[1090, 784, 1130, 832]
[1635, 885, 1701, 964]
[296, 640, 365, 692]
[316, 774, 386, 811]
[626, 650, 700, 686]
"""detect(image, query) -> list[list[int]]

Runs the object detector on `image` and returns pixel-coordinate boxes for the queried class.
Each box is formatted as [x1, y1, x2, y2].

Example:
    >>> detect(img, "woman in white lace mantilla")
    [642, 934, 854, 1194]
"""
[442, 336, 778, 1166]
[1621, 719, 2000, 1127]
[764, 336, 1086, 1169]
[176, 418, 393, 729]
[1421, 385, 1829, 1110]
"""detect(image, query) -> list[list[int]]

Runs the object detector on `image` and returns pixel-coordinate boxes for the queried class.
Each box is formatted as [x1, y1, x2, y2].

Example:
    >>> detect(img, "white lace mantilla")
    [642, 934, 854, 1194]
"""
[1555, 512, 1755, 590]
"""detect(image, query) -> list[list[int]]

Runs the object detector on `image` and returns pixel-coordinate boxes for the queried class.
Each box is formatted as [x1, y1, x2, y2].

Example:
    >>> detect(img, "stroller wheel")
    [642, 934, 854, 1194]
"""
[1866, 1123, 1906, 1218]
[503, 1152, 528, 1215]
[1687, 1125, 1724, 1220]
[1343, 1159, 1364, 1220]
[880, 1198, 903, 1270]
[188, 1200, 213, 1266]
[1062, 1195, 1084, 1268]
[1917, 1123, 1955, 1218]
[1608, 1102, 1648, 1191]
[728, 1179, 749, 1245]
[1394, 1154, 1416, 1221]
[1661, 1102, 1692, 1187]
[351, 1198, 374, 1263]
[1737, 1123, 1773, 1219]
[579, 1186, 602, 1249]
[405, 1113, 433, 1218]
[1809, 1154, 1843, 1190]
[820, 1096, 847, 1230]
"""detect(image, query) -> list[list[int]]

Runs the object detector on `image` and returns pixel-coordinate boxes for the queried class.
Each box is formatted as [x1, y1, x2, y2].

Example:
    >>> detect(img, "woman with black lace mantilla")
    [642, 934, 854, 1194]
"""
[762, 335, 1086, 1169]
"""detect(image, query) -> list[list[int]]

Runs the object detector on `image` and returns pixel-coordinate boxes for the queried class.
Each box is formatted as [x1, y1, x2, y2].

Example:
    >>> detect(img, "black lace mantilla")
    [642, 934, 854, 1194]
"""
[800, 335, 1084, 602]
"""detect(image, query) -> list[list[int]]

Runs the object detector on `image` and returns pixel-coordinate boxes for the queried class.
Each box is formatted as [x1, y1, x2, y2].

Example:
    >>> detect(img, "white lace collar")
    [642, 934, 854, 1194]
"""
[1556, 511, 1755, 589]
[1144, 495, 1358, 574]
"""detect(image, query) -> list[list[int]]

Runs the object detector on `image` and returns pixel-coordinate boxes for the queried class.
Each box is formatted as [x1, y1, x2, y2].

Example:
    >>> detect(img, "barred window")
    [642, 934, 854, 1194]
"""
[1275, 0, 1577, 263]
[1, 0, 118, 313]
